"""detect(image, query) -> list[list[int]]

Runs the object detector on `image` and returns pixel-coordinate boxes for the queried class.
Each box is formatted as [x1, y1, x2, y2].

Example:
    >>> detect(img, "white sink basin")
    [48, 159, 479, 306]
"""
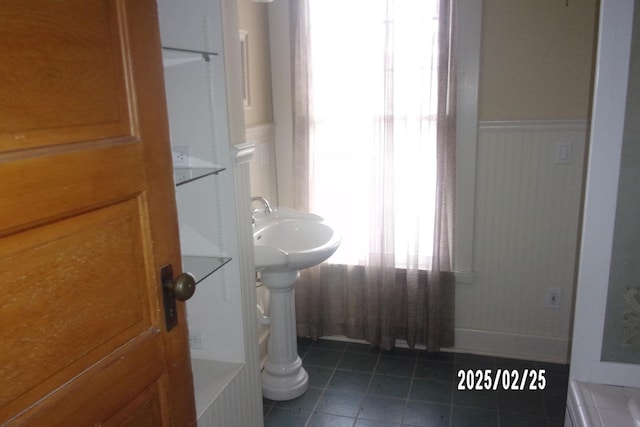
[253, 208, 341, 272]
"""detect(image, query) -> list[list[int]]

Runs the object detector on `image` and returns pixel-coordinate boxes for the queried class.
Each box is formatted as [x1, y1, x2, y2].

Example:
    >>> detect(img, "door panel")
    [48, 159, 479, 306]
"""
[104, 382, 165, 427]
[0, 141, 145, 238]
[9, 333, 165, 426]
[0, 199, 153, 410]
[0, 0, 133, 151]
[0, 0, 195, 425]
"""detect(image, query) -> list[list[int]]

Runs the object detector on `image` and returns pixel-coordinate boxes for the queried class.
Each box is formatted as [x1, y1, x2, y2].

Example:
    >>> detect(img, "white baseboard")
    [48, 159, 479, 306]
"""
[319, 332, 569, 364]
[448, 328, 570, 364]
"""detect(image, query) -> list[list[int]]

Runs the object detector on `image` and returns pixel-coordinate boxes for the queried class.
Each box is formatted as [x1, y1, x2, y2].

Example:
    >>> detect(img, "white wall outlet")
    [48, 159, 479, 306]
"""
[555, 142, 572, 164]
[545, 287, 561, 309]
[172, 146, 190, 167]
[189, 331, 203, 349]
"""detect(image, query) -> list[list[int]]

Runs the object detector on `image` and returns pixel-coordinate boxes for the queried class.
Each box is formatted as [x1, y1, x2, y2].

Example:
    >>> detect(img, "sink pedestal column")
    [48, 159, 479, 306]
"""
[260, 270, 308, 401]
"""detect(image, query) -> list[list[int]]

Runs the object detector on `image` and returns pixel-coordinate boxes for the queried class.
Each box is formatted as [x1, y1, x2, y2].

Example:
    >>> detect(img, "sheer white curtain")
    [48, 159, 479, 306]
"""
[292, 0, 456, 351]
[309, 0, 438, 271]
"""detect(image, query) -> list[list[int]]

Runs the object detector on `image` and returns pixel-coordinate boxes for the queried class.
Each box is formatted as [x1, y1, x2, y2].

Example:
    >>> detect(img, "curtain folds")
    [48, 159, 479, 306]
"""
[291, 0, 456, 352]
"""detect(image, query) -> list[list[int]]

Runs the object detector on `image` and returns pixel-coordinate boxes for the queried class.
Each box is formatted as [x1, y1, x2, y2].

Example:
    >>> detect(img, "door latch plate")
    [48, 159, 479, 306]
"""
[161, 264, 178, 331]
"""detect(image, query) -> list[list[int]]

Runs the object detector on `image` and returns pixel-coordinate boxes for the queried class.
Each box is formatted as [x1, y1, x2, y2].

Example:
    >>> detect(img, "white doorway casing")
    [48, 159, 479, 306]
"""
[569, 0, 640, 387]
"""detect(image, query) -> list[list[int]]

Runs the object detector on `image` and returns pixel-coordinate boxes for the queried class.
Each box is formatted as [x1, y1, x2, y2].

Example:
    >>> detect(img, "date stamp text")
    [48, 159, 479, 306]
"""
[456, 369, 546, 391]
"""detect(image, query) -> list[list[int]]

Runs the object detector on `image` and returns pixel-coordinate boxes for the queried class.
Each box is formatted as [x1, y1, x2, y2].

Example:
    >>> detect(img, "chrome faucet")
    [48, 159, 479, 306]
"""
[251, 196, 272, 224]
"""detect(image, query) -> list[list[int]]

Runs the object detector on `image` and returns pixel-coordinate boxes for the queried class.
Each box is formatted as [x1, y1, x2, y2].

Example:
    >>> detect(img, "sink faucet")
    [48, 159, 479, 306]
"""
[251, 196, 272, 223]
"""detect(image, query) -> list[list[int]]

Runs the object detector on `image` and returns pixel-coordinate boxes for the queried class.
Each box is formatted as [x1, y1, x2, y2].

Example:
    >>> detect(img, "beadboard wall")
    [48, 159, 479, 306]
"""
[247, 120, 588, 363]
[195, 145, 264, 427]
[246, 123, 277, 369]
[454, 120, 587, 363]
[246, 123, 278, 205]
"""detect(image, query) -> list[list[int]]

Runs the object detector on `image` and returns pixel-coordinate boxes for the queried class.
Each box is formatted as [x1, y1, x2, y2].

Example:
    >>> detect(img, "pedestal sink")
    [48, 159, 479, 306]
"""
[253, 207, 341, 401]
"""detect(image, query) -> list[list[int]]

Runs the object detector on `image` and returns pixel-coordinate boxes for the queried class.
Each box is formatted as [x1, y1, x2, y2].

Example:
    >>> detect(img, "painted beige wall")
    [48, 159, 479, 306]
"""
[479, 0, 598, 120]
[237, 0, 599, 129]
[237, 0, 273, 126]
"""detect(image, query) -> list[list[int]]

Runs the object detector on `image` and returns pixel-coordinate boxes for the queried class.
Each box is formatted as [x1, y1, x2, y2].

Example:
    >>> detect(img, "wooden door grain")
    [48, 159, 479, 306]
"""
[0, 1, 196, 425]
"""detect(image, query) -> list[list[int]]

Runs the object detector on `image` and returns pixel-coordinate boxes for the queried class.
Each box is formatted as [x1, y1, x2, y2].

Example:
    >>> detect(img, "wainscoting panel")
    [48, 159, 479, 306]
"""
[454, 120, 587, 363]
[195, 144, 264, 427]
[246, 123, 278, 204]
[194, 361, 263, 427]
[246, 123, 276, 371]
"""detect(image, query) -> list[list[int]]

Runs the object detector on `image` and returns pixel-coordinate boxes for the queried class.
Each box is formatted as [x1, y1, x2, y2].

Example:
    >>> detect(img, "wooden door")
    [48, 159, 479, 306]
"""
[0, 1, 196, 425]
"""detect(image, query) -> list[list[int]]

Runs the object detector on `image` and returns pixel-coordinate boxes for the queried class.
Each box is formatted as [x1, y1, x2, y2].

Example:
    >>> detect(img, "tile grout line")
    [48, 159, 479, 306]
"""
[535, 359, 554, 427]
[398, 350, 419, 427]
[302, 342, 339, 427]
[302, 342, 354, 427]
[354, 348, 383, 425]
[450, 356, 458, 426]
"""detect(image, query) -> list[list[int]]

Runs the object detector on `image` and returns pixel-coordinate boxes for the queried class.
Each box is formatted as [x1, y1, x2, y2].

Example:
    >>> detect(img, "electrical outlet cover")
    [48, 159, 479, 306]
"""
[189, 331, 203, 349]
[172, 146, 190, 167]
[545, 288, 561, 309]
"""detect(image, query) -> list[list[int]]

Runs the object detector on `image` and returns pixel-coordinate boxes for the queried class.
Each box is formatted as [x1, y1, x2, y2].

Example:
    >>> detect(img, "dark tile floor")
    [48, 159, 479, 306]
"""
[263, 338, 569, 427]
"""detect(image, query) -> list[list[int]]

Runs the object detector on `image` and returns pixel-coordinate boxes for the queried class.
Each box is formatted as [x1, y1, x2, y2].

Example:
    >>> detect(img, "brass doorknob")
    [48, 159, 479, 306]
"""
[166, 272, 196, 301]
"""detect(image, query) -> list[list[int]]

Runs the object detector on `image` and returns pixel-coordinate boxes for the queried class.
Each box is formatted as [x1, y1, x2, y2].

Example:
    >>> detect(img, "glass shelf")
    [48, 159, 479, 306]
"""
[183, 255, 232, 284]
[174, 166, 225, 186]
[162, 46, 218, 57]
[162, 47, 218, 68]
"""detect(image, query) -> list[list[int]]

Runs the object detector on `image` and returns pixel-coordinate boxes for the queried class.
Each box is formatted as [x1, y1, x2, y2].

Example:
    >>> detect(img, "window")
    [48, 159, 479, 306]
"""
[306, 0, 441, 269]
